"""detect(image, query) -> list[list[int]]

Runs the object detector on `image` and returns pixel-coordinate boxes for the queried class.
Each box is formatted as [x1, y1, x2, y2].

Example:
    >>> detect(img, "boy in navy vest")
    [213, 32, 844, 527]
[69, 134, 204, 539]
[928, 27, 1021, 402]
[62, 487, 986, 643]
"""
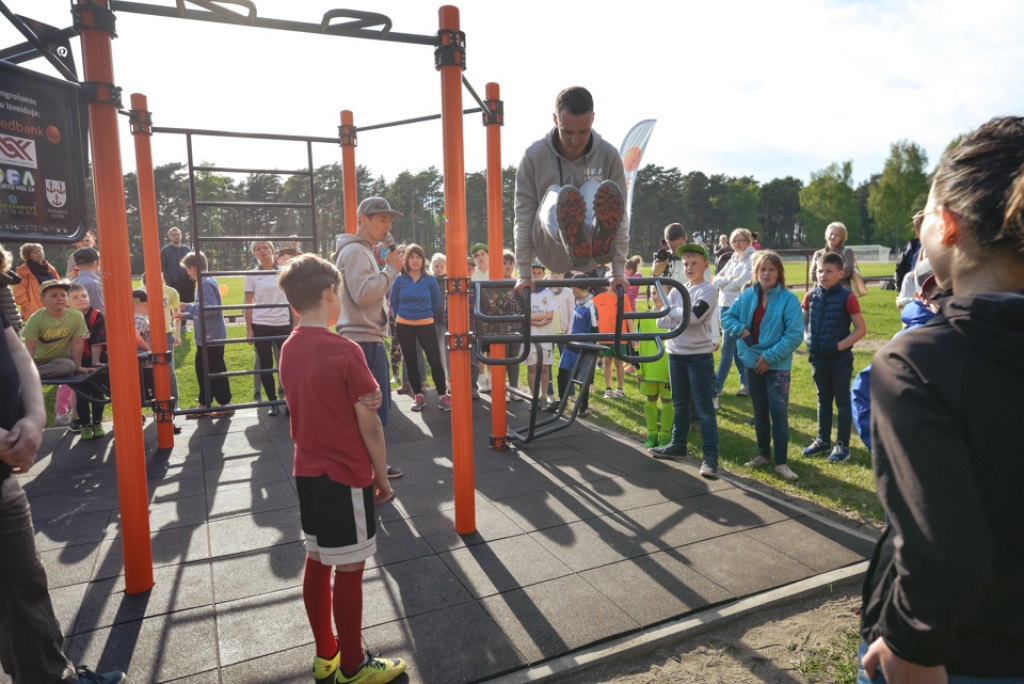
[801, 252, 866, 462]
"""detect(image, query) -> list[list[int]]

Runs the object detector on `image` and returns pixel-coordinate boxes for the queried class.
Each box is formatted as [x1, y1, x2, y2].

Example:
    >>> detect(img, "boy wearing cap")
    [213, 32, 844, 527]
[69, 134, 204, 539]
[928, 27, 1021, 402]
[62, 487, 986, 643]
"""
[20, 280, 90, 379]
[801, 252, 867, 463]
[514, 86, 629, 297]
[72, 247, 103, 313]
[470, 243, 490, 282]
[527, 263, 557, 408]
[649, 244, 721, 479]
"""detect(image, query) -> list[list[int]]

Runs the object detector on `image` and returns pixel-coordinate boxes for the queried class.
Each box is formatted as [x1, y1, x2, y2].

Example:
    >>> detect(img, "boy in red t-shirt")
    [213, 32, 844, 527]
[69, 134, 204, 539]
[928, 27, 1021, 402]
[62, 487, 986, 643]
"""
[591, 284, 633, 398]
[277, 255, 405, 684]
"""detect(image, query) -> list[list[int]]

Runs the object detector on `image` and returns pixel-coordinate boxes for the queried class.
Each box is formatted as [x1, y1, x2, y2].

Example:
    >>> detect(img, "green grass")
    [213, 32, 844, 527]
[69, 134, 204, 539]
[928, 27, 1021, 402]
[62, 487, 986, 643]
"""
[132, 276, 246, 307]
[578, 287, 901, 524]
[790, 629, 861, 683]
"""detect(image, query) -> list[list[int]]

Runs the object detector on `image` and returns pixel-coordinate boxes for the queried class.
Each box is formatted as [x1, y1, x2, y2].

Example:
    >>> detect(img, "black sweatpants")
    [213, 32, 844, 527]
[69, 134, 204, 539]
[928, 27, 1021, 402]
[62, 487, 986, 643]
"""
[195, 344, 232, 407]
[252, 323, 291, 401]
[395, 322, 447, 396]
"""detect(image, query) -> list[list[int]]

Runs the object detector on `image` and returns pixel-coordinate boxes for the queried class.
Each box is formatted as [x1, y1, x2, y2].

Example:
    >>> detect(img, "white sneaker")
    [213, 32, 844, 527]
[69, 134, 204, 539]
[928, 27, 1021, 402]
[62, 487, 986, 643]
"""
[775, 464, 799, 481]
[713, 396, 720, 411]
[478, 374, 491, 393]
[745, 455, 771, 467]
[736, 384, 749, 397]
[54, 413, 72, 427]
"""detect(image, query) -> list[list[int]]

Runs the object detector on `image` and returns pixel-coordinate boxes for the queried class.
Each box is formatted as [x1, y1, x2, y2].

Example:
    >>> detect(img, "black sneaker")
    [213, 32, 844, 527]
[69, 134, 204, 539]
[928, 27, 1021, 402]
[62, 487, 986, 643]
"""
[802, 438, 832, 456]
[75, 665, 126, 684]
[649, 442, 689, 459]
[69, 418, 83, 434]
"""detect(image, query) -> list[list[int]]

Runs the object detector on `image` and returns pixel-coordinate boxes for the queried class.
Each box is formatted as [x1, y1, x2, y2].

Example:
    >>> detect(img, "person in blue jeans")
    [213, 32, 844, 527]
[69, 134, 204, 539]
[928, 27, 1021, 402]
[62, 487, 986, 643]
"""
[721, 250, 803, 481]
[800, 251, 867, 463]
[712, 228, 755, 395]
[649, 244, 720, 479]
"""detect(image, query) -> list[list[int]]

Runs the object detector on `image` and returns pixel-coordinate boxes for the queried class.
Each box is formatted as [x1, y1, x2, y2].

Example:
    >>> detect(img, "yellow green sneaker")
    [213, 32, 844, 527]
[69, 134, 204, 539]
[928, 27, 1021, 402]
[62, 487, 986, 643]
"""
[313, 649, 340, 681]
[80, 425, 95, 441]
[91, 423, 106, 438]
[643, 433, 658, 448]
[335, 652, 406, 684]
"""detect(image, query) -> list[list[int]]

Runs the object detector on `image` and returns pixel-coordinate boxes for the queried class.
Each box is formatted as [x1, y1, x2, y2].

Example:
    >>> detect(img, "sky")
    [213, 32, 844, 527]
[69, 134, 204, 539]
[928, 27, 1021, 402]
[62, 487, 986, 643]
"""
[3, 0, 1023, 189]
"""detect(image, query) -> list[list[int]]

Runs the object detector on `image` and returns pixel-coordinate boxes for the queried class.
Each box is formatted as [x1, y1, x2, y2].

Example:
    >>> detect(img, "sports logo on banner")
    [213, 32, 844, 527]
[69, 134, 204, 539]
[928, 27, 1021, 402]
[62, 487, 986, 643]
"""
[0, 134, 37, 169]
[618, 120, 656, 218]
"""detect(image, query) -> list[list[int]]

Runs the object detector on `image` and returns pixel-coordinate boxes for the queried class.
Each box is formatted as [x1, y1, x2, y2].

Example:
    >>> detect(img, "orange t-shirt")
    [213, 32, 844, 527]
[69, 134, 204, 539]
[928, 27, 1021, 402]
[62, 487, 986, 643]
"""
[592, 291, 632, 345]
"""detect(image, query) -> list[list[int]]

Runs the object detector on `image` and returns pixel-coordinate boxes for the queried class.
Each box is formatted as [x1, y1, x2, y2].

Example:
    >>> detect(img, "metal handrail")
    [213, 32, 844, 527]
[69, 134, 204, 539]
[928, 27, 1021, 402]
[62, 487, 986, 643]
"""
[473, 277, 691, 366]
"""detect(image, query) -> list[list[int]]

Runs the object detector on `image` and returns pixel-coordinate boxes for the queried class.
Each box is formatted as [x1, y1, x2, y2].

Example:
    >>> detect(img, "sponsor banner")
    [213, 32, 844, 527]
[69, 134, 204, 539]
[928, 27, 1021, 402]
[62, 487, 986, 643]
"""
[0, 61, 88, 242]
[618, 119, 657, 218]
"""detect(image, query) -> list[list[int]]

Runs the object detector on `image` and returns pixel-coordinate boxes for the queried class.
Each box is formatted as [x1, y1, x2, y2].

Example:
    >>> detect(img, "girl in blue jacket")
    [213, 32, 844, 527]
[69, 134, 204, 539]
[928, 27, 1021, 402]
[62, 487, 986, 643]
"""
[721, 250, 803, 480]
[389, 244, 448, 412]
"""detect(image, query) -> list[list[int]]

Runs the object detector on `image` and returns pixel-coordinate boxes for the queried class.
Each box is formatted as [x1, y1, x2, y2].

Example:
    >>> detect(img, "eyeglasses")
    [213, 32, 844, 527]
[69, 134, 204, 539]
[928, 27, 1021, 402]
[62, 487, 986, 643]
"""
[912, 208, 941, 233]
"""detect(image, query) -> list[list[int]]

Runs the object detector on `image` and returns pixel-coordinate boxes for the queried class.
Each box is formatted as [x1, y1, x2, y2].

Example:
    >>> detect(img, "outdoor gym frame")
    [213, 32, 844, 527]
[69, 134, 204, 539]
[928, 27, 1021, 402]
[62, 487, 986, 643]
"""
[1, 0, 496, 593]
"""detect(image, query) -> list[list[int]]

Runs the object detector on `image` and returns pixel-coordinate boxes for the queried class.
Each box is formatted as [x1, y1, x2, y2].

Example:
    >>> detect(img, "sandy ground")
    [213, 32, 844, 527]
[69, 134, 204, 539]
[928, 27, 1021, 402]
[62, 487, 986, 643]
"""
[562, 583, 863, 684]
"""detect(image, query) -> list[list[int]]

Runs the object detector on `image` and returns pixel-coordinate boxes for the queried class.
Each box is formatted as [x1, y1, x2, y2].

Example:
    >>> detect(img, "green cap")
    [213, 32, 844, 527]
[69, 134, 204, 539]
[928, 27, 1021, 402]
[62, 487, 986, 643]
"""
[470, 243, 489, 255]
[676, 243, 709, 261]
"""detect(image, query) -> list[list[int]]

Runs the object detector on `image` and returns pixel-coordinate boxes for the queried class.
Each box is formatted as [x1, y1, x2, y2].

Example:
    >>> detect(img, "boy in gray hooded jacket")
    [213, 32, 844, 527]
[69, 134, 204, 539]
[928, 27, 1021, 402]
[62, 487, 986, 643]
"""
[514, 86, 630, 295]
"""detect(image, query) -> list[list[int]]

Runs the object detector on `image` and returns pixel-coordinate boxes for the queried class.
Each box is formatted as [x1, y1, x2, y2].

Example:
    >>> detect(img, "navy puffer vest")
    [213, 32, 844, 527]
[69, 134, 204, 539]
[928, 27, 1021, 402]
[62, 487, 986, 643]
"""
[806, 282, 852, 358]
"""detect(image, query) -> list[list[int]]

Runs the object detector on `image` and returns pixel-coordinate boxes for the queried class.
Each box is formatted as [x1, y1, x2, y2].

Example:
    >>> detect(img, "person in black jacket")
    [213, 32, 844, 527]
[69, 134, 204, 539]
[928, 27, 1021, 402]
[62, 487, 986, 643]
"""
[892, 236, 920, 292]
[859, 116, 1024, 683]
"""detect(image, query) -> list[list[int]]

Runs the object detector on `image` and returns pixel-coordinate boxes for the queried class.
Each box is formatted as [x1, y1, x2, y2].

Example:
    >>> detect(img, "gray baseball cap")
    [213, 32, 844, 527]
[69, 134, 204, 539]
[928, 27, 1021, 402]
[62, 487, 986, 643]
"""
[357, 197, 403, 218]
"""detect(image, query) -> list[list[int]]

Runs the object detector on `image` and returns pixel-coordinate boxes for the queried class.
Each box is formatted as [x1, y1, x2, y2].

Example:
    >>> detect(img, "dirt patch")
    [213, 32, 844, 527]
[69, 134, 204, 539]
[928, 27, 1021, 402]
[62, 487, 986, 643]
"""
[852, 338, 889, 353]
[562, 584, 863, 684]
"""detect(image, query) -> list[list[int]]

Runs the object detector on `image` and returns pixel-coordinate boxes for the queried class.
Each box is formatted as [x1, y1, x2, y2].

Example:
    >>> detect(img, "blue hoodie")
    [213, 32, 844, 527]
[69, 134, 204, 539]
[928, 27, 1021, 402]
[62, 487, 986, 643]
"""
[851, 299, 937, 452]
[182, 276, 227, 347]
[389, 271, 441, 323]
[720, 282, 803, 371]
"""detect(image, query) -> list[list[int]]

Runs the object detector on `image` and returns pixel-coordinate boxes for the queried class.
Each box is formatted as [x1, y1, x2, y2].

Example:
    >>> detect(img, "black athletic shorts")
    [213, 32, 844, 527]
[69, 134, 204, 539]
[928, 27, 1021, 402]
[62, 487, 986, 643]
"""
[296, 474, 376, 566]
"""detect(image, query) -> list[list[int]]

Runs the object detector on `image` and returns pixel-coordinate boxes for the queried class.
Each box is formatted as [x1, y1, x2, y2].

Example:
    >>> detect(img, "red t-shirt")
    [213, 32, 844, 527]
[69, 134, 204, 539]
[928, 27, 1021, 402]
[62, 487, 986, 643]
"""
[750, 297, 767, 344]
[592, 291, 632, 344]
[278, 326, 379, 487]
[801, 290, 862, 315]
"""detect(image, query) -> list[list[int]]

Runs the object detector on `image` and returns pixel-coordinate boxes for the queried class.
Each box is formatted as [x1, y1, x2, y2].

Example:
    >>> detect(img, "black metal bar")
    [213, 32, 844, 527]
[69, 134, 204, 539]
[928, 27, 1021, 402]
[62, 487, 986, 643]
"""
[186, 132, 214, 409]
[202, 302, 288, 311]
[186, 235, 314, 242]
[196, 166, 312, 176]
[208, 368, 277, 379]
[205, 334, 290, 345]
[108, 1, 436, 45]
[0, 25, 77, 65]
[204, 269, 279, 277]
[307, 139, 319, 258]
[507, 344, 602, 444]
[461, 76, 487, 112]
[0, 2, 78, 82]
[359, 108, 482, 132]
[174, 399, 284, 416]
[153, 125, 339, 144]
[195, 200, 311, 209]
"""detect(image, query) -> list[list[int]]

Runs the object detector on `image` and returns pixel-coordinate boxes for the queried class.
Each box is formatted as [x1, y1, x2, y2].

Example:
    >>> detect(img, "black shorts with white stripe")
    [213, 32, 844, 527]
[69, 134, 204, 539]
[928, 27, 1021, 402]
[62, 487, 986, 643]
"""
[296, 475, 376, 566]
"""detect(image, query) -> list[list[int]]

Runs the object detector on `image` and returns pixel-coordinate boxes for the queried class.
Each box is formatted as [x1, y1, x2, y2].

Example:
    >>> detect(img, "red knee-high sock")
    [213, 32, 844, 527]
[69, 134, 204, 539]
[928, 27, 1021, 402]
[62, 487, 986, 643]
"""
[334, 567, 366, 676]
[303, 557, 338, 658]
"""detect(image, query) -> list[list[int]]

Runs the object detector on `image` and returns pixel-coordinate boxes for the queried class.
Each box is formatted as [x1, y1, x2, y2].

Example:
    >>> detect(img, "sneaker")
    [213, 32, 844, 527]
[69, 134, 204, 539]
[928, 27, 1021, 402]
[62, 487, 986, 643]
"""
[744, 415, 756, 426]
[313, 649, 341, 681]
[55, 413, 72, 427]
[775, 464, 800, 481]
[690, 421, 701, 435]
[644, 433, 658, 448]
[700, 462, 718, 479]
[438, 395, 452, 411]
[69, 418, 83, 433]
[74, 665, 126, 684]
[736, 384, 749, 397]
[410, 394, 426, 412]
[604, 388, 613, 399]
[612, 387, 625, 399]
[386, 465, 403, 479]
[578, 407, 590, 417]
[543, 397, 559, 412]
[802, 437, 832, 457]
[649, 442, 689, 459]
[745, 455, 771, 467]
[556, 185, 592, 266]
[397, 382, 413, 396]
[658, 433, 671, 447]
[472, 388, 480, 400]
[507, 390, 523, 402]
[91, 423, 105, 438]
[478, 374, 491, 393]
[335, 652, 406, 684]
[827, 441, 851, 463]
[591, 180, 624, 264]
[80, 425, 95, 441]
[713, 396, 720, 411]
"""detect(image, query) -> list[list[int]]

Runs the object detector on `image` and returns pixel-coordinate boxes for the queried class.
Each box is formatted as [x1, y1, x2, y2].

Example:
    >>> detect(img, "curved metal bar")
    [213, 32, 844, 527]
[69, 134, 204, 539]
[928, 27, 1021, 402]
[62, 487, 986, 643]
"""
[179, 0, 256, 24]
[320, 9, 391, 36]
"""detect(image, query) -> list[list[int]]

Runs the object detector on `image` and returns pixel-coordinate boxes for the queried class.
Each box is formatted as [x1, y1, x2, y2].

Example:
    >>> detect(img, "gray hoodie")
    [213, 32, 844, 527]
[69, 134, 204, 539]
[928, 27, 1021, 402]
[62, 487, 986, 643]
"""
[514, 128, 630, 277]
[334, 233, 400, 342]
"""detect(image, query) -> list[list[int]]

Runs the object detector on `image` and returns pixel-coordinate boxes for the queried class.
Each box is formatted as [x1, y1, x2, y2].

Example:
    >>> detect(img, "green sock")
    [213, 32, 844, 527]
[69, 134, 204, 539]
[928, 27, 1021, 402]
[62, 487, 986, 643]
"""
[660, 401, 675, 437]
[644, 401, 659, 434]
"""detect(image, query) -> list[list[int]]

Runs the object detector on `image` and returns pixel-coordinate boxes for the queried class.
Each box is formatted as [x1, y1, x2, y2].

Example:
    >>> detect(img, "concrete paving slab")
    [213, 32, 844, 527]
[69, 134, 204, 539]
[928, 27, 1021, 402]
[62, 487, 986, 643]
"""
[28, 464, 118, 498]
[208, 505, 302, 558]
[211, 541, 306, 603]
[412, 500, 526, 553]
[206, 480, 298, 520]
[203, 458, 290, 494]
[683, 487, 798, 530]
[671, 532, 817, 596]
[369, 516, 437, 568]
[439, 535, 575, 599]
[39, 542, 100, 589]
[740, 516, 876, 574]
[363, 555, 475, 627]
[94, 523, 211, 580]
[527, 455, 625, 486]
[488, 486, 606, 533]
[567, 475, 672, 514]
[34, 508, 112, 552]
[628, 462, 733, 500]
[480, 574, 640, 663]
[216, 586, 310, 666]
[528, 516, 657, 573]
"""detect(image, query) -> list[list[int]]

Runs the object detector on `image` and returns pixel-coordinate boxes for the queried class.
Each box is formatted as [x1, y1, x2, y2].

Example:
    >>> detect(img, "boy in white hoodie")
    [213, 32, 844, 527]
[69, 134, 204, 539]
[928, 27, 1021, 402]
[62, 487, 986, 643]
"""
[649, 244, 720, 478]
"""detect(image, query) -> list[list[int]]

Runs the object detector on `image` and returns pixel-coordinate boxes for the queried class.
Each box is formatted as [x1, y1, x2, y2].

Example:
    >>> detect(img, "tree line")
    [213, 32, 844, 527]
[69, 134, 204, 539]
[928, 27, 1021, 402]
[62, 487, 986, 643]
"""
[40, 136, 937, 274]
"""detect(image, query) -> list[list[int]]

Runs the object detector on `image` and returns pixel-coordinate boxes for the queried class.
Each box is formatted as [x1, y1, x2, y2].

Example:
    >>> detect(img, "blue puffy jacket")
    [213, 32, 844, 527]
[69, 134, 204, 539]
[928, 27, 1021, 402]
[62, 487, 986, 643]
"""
[720, 282, 803, 371]
[851, 300, 937, 452]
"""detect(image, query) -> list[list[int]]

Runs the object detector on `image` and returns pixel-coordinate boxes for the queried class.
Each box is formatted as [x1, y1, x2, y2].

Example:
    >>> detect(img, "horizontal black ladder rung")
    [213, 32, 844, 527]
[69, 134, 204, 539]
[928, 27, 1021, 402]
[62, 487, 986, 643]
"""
[198, 303, 290, 311]
[197, 166, 311, 176]
[194, 200, 312, 209]
[360, 108, 483, 131]
[203, 270, 284, 277]
[208, 369, 278, 379]
[192, 235, 314, 242]
[203, 335, 290, 345]
[174, 399, 285, 416]
[156, 125, 339, 144]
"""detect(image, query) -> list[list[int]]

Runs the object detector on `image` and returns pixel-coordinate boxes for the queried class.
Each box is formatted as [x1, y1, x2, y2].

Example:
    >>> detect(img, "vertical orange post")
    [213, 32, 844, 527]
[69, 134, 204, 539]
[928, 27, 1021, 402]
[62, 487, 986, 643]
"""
[340, 110, 358, 235]
[130, 93, 173, 450]
[78, 0, 154, 593]
[485, 82, 507, 448]
[438, 5, 475, 534]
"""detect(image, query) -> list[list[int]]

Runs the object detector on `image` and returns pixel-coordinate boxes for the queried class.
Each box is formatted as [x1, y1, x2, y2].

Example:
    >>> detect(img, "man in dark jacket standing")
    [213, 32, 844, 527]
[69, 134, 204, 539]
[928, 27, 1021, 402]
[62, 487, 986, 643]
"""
[160, 227, 194, 305]
[860, 116, 1024, 683]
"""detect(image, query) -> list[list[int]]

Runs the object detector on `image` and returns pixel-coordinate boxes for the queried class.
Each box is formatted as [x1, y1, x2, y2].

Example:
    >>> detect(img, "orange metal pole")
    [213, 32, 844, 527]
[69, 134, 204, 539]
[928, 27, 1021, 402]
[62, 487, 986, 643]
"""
[130, 93, 173, 450]
[78, 0, 154, 593]
[438, 5, 475, 534]
[340, 110, 358, 235]
[485, 82, 507, 449]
